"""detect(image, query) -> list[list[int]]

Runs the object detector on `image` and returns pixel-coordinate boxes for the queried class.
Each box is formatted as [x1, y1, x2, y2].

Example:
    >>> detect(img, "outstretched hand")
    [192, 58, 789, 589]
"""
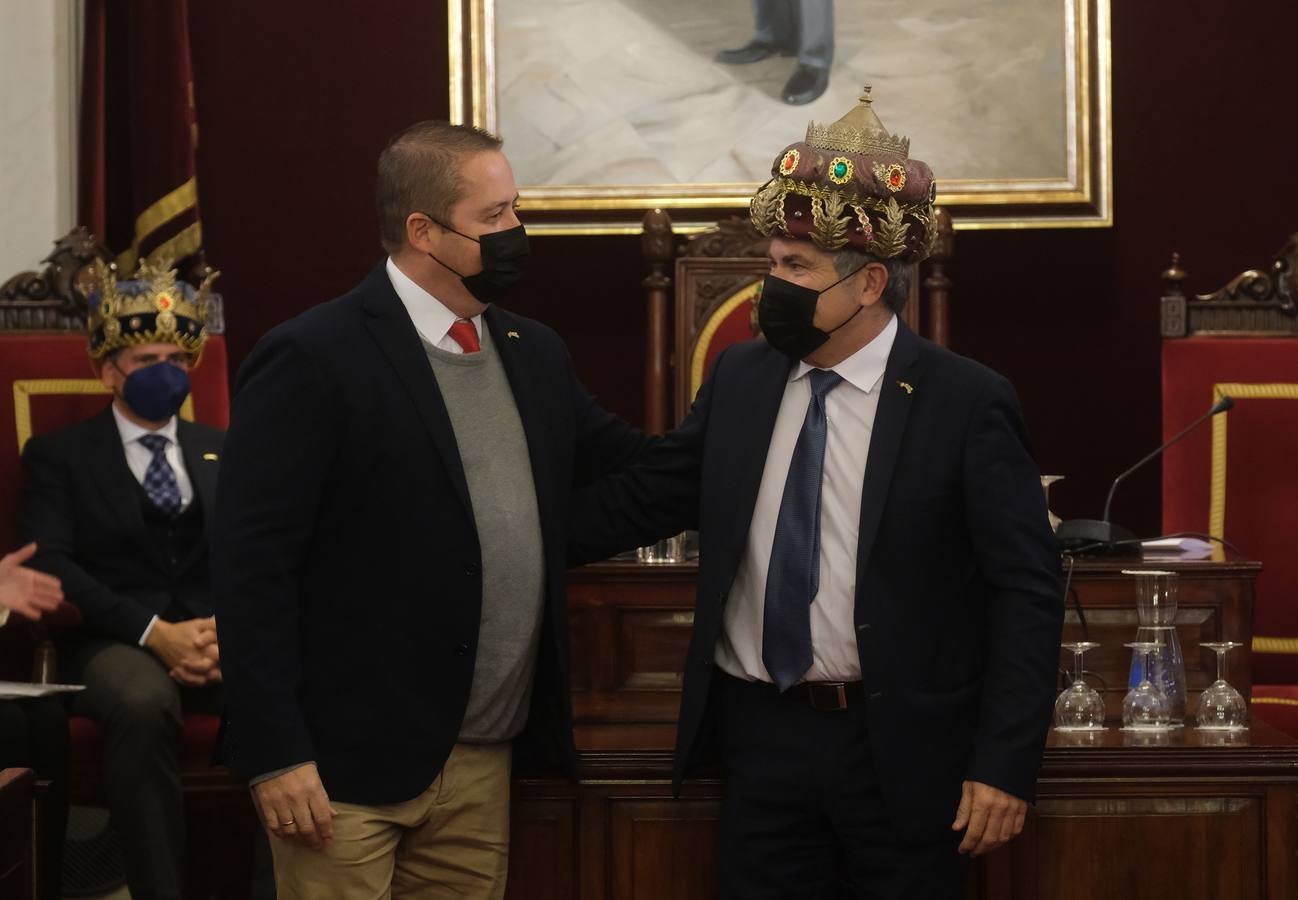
[0, 543, 64, 621]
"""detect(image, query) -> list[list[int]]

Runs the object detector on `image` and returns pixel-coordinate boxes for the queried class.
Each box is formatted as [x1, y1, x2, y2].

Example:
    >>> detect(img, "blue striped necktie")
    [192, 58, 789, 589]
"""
[762, 368, 843, 692]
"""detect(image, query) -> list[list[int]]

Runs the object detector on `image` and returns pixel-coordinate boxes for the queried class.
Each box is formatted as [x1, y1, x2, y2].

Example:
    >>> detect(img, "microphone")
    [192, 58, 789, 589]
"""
[1056, 395, 1234, 553]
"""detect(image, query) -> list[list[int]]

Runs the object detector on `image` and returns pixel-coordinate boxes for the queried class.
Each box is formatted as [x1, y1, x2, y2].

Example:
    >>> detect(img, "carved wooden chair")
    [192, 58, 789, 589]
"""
[638, 208, 955, 430]
[1158, 233, 1298, 733]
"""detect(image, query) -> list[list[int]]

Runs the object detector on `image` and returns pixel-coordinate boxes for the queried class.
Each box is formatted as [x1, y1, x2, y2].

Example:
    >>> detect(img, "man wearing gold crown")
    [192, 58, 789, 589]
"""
[571, 89, 1064, 897]
[20, 260, 227, 900]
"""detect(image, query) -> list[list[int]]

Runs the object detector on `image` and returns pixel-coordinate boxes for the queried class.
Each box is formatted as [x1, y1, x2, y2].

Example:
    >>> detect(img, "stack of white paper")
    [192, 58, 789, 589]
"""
[1140, 537, 1215, 559]
[0, 681, 85, 699]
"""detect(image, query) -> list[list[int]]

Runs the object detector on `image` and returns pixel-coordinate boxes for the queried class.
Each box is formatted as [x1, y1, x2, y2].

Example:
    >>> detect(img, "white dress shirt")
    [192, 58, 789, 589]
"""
[386, 257, 482, 351]
[716, 314, 898, 684]
[112, 403, 194, 644]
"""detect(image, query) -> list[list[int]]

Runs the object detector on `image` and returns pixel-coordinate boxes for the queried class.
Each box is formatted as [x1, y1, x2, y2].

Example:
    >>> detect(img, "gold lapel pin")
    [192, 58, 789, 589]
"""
[506, 330, 521, 339]
[898, 381, 914, 395]
[202, 452, 219, 461]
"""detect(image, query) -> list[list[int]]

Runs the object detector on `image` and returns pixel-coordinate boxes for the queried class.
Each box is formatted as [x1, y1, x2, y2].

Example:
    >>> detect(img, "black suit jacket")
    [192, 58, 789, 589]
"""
[211, 264, 648, 804]
[20, 406, 223, 644]
[571, 322, 1064, 840]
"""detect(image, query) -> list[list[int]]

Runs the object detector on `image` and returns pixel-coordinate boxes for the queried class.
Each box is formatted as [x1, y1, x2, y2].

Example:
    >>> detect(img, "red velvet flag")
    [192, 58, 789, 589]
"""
[78, 0, 202, 275]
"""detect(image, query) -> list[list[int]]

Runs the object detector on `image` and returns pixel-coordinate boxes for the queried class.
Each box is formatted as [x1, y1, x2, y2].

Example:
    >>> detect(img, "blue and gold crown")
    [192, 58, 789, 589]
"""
[86, 257, 217, 360]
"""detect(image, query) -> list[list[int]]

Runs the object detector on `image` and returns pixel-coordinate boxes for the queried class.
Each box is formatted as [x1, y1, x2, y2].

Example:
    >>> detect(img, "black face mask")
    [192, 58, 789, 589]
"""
[757, 267, 866, 360]
[426, 220, 530, 303]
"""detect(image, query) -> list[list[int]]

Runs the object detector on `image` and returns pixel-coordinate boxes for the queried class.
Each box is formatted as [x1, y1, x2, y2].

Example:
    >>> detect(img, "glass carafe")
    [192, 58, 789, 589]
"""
[1123, 569, 1187, 723]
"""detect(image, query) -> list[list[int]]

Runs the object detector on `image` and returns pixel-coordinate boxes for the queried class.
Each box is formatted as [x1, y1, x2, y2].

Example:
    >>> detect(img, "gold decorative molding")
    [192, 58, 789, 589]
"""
[447, 0, 1112, 232]
[1253, 637, 1298, 655]
[1208, 383, 1298, 542]
[689, 282, 760, 404]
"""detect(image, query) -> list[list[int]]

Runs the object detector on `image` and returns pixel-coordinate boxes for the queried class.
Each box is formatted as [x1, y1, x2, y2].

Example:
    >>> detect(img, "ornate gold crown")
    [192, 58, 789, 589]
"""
[87, 256, 218, 359]
[803, 85, 910, 160]
[748, 84, 936, 261]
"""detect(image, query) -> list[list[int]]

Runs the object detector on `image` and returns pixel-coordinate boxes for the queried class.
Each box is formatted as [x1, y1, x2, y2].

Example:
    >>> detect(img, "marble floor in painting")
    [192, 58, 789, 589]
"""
[496, 0, 1070, 188]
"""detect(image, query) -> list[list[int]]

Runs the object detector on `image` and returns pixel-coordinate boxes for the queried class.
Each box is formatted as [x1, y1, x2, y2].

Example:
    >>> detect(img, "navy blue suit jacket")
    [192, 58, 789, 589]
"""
[571, 322, 1063, 840]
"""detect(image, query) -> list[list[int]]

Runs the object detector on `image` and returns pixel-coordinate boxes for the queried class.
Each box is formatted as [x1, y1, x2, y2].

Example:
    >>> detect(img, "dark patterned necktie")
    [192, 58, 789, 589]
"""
[762, 368, 843, 692]
[138, 433, 182, 516]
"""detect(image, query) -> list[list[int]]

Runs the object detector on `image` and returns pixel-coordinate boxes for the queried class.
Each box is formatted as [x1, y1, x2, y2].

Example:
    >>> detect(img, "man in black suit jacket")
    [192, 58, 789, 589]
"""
[212, 120, 648, 897]
[572, 94, 1064, 898]
[21, 260, 226, 900]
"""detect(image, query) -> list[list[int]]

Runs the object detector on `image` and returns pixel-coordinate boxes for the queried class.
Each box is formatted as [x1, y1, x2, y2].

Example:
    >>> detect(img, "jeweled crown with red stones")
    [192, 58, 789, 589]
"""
[749, 85, 937, 262]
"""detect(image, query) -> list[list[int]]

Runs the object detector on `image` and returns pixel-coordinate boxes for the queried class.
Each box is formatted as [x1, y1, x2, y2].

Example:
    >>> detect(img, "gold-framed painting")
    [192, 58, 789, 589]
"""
[448, 0, 1111, 234]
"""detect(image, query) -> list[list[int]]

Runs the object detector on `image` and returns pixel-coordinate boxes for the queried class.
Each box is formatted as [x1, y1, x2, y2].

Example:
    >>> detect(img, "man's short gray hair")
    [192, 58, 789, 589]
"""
[831, 249, 912, 315]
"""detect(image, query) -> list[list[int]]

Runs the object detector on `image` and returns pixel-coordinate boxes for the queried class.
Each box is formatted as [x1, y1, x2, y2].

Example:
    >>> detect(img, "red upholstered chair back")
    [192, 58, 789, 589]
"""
[1159, 237, 1298, 686]
[0, 333, 230, 557]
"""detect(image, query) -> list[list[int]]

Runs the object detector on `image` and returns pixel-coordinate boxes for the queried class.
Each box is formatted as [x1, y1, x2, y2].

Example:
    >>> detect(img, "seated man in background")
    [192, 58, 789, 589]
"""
[20, 260, 225, 900]
[0, 542, 67, 900]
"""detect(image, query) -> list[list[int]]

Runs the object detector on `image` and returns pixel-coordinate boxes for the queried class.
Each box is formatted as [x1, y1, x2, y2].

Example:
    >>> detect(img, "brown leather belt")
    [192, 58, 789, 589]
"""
[721, 672, 865, 712]
[789, 680, 866, 712]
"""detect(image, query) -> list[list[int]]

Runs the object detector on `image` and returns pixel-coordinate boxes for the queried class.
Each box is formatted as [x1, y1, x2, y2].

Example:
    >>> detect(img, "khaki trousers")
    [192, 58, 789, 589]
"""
[270, 743, 512, 899]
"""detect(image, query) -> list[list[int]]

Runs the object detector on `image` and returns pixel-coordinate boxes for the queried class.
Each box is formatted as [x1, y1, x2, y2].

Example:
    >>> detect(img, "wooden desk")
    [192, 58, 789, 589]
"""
[565, 556, 1260, 749]
[0, 768, 34, 900]
[505, 558, 1275, 900]
[510, 724, 1298, 900]
[979, 721, 1298, 899]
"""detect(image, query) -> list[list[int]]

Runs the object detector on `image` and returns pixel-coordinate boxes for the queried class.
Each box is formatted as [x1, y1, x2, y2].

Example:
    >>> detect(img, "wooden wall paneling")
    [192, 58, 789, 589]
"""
[614, 606, 691, 696]
[608, 793, 720, 900]
[505, 787, 578, 900]
[1264, 784, 1298, 899]
[178, 771, 260, 899]
[569, 564, 697, 752]
[1026, 790, 1263, 899]
[577, 792, 608, 900]
[568, 606, 595, 693]
[0, 768, 34, 900]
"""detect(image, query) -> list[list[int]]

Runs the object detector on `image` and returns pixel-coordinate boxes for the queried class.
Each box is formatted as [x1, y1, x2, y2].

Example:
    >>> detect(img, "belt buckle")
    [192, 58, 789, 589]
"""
[808, 682, 849, 712]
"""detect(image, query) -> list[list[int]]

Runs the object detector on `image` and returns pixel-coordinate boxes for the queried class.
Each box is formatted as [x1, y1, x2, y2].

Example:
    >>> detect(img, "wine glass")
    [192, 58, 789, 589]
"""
[1195, 641, 1248, 731]
[1054, 641, 1106, 731]
[1039, 475, 1064, 532]
[1122, 641, 1173, 731]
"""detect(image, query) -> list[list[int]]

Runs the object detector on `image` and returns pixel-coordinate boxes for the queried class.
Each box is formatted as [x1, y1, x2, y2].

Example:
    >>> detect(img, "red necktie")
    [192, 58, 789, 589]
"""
[447, 319, 480, 354]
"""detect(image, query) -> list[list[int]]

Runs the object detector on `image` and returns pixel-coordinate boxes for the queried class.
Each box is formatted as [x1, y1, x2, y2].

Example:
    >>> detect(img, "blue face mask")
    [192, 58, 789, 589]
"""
[120, 361, 191, 422]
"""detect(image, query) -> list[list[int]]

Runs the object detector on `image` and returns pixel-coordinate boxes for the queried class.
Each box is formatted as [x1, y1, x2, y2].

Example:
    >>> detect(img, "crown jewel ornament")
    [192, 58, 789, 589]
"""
[749, 85, 937, 262]
[87, 256, 217, 360]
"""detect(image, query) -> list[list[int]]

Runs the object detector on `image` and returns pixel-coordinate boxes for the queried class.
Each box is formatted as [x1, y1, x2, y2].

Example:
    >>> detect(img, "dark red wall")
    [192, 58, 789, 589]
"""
[189, 2, 1298, 537]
